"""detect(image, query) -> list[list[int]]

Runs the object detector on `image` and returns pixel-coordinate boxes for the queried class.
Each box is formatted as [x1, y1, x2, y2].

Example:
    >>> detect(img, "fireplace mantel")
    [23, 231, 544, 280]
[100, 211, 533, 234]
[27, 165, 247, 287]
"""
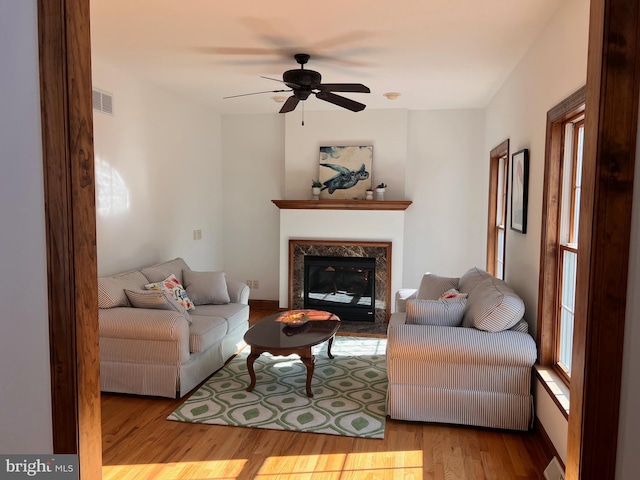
[272, 199, 412, 211]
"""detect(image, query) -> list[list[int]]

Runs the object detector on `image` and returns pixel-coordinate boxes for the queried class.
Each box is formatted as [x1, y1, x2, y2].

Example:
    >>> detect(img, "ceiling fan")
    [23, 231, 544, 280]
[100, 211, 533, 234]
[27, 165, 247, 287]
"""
[223, 53, 370, 113]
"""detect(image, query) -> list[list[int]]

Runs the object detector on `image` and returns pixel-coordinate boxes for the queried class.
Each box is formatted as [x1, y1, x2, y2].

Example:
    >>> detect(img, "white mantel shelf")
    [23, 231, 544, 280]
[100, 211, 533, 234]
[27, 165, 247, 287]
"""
[272, 199, 412, 211]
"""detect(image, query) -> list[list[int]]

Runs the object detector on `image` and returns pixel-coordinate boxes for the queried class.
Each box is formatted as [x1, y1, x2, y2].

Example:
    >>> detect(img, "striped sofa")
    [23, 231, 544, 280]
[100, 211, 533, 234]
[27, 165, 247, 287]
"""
[386, 267, 537, 431]
[98, 257, 250, 398]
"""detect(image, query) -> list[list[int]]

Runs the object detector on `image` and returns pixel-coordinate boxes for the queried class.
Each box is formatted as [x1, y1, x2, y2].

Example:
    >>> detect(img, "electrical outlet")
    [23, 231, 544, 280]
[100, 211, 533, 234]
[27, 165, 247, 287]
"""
[253, 280, 259, 289]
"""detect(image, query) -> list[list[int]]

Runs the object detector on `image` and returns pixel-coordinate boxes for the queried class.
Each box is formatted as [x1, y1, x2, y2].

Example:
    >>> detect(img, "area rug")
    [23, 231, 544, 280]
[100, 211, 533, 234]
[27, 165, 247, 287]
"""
[167, 336, 388, 439]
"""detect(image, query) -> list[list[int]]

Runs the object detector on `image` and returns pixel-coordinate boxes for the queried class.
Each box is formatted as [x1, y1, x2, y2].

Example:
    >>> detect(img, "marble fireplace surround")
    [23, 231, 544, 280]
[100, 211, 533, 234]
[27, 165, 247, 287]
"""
[289, 240, 392, 323]
[275, 203, 410, 318]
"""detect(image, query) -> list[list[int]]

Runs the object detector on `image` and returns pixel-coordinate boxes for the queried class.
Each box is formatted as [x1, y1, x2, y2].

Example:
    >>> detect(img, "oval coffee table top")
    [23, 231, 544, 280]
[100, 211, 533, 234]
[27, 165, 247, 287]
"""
[244, 309, 341, 351]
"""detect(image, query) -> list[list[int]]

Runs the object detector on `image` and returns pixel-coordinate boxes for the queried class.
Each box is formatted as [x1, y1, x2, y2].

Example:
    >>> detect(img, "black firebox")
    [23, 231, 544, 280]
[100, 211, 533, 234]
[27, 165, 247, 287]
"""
[303, 255, 376, 322]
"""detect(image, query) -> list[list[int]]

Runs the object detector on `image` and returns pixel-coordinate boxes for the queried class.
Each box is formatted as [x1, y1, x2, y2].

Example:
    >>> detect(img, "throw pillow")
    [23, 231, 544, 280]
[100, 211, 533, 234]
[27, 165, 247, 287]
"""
[97, 270, 148, 309]
[416, 273, 460, 300]
[458, 267, 492, 295]
[464, 277, 525, 332]
[144, 274, 195, 311]
[438, 288, 469, 301]
[406, 298, 467, 327]
[124, 289, 192, 324]
[140, 257, 191, 284]
[182, 270, 230, 305]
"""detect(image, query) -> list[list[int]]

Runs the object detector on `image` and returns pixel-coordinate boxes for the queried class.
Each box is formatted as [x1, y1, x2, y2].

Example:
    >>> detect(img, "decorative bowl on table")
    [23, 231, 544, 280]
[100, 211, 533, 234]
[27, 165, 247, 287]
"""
[281, 312, 310, 327]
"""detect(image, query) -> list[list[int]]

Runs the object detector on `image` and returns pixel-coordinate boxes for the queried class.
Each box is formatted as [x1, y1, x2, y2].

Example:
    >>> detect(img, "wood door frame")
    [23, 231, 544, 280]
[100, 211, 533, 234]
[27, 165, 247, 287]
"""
[40, 0, 638, 479]
[38, 0, 102, 479]
[566, 0, 640, 478]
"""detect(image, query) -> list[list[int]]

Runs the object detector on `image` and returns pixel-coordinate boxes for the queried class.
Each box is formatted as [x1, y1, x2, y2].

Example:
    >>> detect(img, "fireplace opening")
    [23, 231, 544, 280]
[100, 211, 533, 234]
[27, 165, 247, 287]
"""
[303, 255, 376, 322]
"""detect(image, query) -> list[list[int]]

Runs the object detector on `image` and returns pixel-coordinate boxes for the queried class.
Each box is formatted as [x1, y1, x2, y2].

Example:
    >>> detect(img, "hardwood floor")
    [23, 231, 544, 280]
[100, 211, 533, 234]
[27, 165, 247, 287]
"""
[101, 308, 551, 479]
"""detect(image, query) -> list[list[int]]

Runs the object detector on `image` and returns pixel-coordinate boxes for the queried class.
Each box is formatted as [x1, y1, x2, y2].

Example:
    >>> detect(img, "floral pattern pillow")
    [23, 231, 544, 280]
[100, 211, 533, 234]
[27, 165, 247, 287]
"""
[145, 274, 195, 311]
[438, 288, 468, 301]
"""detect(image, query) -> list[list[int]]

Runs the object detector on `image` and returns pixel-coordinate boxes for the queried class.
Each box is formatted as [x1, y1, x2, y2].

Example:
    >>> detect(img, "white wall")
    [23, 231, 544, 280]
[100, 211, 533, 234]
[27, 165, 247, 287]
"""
[616, 104, 640, 479]
[0, 0, 53, 453]
[221, 108, 486, 298]
[284, 109, 408, 200]
[92, 58, 225, 276]
[484, 0, 590, 464]
[404, 109, 487, 283]
[221, 114, 284, 300]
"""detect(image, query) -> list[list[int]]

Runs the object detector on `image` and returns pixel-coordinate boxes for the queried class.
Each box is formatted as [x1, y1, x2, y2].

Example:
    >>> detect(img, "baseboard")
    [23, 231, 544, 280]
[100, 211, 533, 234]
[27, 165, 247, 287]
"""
[534, 416, 565, 471]
[248, 299, 281, 310]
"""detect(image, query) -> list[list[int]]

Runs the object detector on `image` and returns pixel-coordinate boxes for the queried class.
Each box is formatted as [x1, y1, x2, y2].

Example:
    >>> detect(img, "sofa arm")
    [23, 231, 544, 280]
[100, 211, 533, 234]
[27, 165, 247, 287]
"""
[395, 289, 418, 312]
[227, 279, 250, 304]
[99, 307, 190, 342]
[387, 323, 537, 367]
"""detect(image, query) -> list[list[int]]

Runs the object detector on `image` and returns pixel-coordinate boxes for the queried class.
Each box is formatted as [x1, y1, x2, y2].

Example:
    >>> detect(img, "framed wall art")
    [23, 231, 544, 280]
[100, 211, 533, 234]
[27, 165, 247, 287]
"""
[510, 148, 529, 233]
[318, 146, 373, 200]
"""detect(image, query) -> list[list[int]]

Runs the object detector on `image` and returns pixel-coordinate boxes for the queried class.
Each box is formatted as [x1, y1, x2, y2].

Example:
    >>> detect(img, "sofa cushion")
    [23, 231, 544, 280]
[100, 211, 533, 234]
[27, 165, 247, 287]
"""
[417, 273, 460, 300]
[406, 298, 467, 327]
[458, 267, 493, 295]
[182, 270, 230, 305]
[463, 277, 525, 332]
[190, 303, 249, 332]
[145, 274, 195, 311]
[98, 270, 149, 309]
[124, 289, 192, 324]
[141, 257, 191, 284]
[188, 315, 228, 353]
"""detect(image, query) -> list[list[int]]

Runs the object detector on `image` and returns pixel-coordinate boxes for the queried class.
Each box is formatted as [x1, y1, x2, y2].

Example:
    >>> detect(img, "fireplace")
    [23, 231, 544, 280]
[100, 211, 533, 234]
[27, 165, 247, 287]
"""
[304, 255, 376, 322]
[289, 239, 392, 323]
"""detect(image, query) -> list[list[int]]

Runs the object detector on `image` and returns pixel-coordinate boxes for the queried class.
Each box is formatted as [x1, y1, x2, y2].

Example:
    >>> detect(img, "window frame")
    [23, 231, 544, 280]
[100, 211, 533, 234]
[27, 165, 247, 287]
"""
[486, 139, 509, 279]
[537, 87, 586, 386]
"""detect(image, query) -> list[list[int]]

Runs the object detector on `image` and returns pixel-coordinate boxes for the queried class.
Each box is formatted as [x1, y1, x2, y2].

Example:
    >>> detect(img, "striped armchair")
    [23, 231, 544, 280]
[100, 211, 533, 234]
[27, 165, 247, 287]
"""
[386, 267, 537, 431]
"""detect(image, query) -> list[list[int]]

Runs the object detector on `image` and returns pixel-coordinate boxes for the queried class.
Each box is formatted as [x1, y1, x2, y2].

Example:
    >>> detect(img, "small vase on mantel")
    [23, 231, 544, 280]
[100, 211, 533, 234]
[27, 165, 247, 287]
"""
[365, 189, 374, 201]
[375, 183, 387, 200]
[311, 180, 322, 200]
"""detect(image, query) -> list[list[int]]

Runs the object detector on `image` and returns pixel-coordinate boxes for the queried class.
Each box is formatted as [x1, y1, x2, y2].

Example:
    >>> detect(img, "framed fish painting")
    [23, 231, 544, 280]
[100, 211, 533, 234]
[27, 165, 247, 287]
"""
[318, 146, 373, 200]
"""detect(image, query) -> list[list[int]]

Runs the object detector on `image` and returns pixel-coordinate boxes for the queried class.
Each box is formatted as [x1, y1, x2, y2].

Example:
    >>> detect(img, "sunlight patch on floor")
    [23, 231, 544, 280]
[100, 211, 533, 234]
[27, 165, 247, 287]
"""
[257, 451, 423, 479]
[102, 459, 247, 480]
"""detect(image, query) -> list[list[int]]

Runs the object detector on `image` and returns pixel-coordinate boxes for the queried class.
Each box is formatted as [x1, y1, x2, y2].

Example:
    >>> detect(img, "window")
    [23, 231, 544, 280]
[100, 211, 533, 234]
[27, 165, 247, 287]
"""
[538, 87, 585, 385]
[556, 117, 584, 377]
[487, 140, 509, 279]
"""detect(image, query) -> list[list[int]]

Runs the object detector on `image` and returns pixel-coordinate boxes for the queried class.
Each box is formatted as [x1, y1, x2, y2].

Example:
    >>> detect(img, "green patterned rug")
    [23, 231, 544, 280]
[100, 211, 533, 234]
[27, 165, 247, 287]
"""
[167, 336, 388, 439]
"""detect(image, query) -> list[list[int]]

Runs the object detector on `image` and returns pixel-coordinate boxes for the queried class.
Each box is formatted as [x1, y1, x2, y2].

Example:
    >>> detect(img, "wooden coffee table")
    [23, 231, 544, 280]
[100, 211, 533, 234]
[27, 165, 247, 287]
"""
[243, 309, 341, 397]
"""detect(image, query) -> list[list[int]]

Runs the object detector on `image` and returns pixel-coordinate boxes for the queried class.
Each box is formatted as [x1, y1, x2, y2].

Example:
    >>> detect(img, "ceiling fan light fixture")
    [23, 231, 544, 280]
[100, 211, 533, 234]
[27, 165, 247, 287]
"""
[383, 92, 401, 100]
[271, 95, 287, 103]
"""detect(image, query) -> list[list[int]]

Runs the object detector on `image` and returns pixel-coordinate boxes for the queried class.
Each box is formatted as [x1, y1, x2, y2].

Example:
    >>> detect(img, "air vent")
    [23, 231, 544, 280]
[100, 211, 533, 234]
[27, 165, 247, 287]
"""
[92, 87, 114, 115]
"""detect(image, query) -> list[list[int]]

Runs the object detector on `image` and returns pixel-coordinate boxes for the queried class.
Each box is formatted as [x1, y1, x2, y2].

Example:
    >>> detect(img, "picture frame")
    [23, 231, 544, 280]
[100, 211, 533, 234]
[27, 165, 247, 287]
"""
[318, 146, 373, 200]
[510, 148, 529, 233]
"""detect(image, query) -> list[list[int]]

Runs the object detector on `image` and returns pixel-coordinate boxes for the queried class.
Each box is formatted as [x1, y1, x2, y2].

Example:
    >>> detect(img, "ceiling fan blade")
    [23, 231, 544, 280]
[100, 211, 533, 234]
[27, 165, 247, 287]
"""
[279, 96, 300, 113]
[223, 89, 290, 99]
[193, 46, 277, 56]
[261, 75, 286, 83]
[318, 83, 370, 93]
[316, 91, 366, 112]
[261, 76, 301, 88]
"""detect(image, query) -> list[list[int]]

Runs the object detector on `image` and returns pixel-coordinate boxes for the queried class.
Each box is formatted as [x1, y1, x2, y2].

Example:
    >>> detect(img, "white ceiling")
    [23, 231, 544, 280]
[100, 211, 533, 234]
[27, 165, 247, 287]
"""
[89, 0, 563, 115]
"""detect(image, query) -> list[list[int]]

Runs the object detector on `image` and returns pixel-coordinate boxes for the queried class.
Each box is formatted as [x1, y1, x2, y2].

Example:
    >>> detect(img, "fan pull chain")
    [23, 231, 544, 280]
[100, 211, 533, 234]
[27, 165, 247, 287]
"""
[301, 102, 305, 126]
